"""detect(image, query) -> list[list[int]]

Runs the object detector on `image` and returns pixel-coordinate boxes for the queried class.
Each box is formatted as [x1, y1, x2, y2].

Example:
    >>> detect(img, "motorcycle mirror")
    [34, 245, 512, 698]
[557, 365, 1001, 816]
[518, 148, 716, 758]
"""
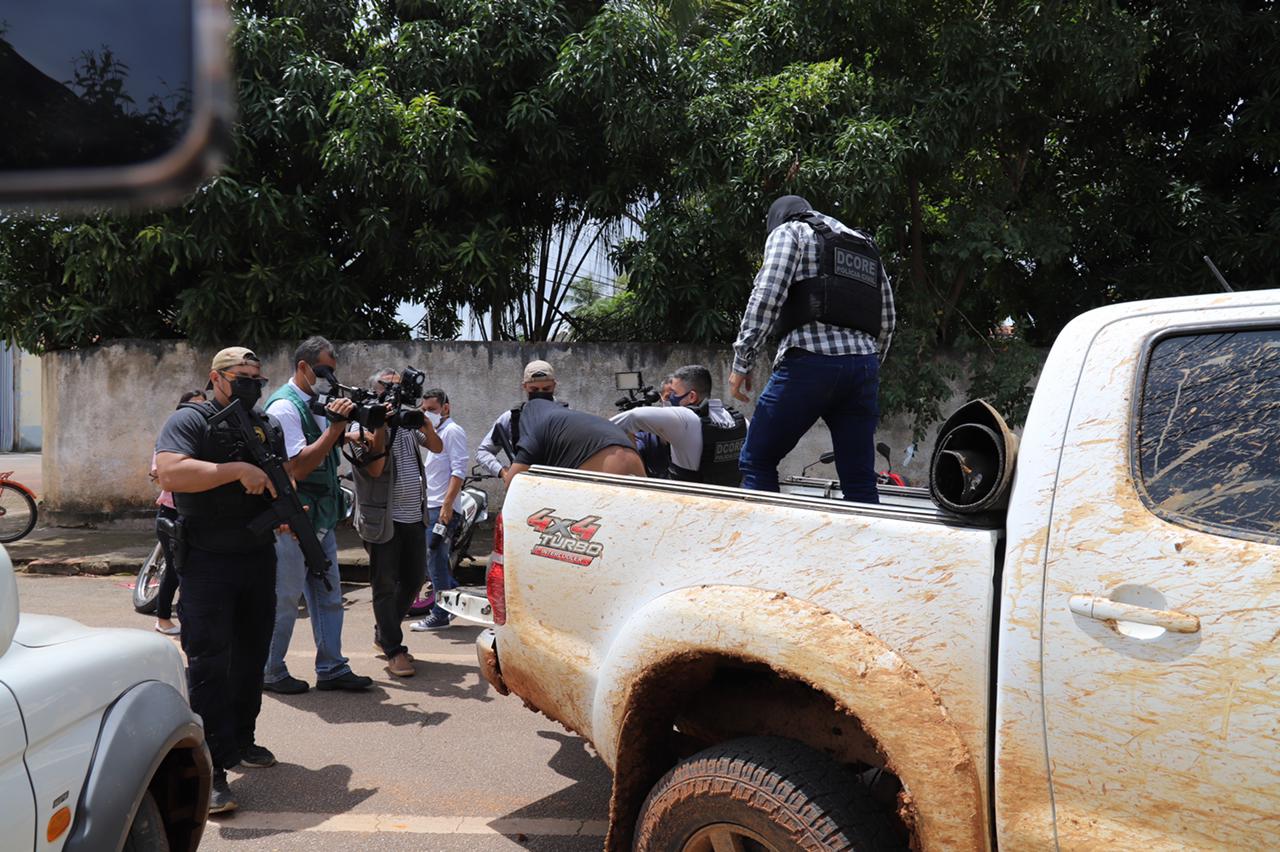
[819, 451, 836, 464]
[0, 0, 232, 211]
[876, 442, 892, 464]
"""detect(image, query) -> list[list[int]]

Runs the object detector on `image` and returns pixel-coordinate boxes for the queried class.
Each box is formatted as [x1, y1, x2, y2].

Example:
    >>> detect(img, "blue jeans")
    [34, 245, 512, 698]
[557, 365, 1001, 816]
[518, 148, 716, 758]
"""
[264, 528, 352, 683]
[739, 350, 881, 504]
[426, 506, 460, 620]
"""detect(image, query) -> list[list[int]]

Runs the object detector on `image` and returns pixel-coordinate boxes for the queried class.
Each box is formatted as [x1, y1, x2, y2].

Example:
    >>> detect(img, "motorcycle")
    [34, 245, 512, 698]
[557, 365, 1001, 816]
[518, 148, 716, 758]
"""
[406, 465, 492, 616]
[133, 482, 356, 615]
[784, 442, 908, 501]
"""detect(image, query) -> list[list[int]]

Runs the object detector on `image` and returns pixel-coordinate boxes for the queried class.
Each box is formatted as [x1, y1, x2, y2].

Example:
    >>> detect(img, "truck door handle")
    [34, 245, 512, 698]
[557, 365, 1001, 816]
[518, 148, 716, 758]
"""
[1068, 594, 1200, 634]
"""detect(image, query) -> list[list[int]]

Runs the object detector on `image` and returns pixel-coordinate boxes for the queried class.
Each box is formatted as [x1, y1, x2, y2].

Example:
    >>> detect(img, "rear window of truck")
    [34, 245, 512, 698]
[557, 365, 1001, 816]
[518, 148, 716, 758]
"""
[1136, 328, 1280, 542]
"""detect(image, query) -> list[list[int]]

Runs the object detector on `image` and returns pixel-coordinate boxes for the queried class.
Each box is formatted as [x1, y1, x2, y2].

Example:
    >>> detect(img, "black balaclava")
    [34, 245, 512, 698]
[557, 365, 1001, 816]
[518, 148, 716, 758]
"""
[766, 195, 812, 234]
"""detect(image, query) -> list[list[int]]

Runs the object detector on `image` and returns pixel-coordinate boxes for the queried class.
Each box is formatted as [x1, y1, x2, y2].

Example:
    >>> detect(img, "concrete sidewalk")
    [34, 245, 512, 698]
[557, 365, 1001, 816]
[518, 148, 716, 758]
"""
[4, 526, 372, 577]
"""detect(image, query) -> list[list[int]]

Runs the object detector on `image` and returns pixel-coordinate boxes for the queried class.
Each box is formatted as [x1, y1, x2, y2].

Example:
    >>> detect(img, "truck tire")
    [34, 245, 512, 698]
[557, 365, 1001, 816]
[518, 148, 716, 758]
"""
[122, 790, 170, 852]
[634, 736, 902, 852]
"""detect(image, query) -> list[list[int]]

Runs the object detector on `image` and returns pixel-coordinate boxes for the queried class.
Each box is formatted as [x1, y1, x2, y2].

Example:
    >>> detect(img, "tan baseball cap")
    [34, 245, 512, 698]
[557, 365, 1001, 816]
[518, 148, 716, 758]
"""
[522, 359, 555, 382]
[211, 347, 261, 372]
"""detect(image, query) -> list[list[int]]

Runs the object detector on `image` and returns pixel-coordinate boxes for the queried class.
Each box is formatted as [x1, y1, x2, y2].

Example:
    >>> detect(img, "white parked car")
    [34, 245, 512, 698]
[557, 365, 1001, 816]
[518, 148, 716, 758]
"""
[0, 546, 210, 851]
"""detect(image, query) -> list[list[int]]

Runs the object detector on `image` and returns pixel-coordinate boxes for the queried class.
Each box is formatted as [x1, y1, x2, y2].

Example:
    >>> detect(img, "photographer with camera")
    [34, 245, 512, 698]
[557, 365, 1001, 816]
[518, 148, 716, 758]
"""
[261, 337, 373, 696]
[349, 368, 442, 678]
[612, 365, 747, 487]
[476, 360, 565, 478]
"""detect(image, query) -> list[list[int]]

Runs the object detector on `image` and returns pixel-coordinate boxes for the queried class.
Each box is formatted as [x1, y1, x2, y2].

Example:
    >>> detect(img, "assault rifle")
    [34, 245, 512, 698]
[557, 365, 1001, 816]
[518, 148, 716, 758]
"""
[207, 398, 333, 590]
[494, 418, 518, 464]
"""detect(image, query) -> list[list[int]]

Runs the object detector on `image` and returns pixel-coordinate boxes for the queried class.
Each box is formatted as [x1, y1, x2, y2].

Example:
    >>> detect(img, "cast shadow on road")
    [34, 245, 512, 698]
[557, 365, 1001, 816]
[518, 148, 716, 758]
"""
[390, 656, 495, 704]
[264, 683, 452, 728]
[494, 729, 613, 848]
[211, 761, 376, 837]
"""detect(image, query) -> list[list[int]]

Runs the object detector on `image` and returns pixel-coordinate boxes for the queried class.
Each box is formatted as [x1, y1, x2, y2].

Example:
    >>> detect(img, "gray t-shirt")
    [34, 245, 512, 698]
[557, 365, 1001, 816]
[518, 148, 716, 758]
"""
[514, 399, 633, 470]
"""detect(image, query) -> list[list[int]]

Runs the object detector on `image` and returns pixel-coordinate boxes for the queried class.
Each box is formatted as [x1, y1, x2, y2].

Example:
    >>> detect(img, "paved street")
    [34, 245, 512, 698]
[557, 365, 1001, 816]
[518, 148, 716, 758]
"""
[13, 571, 612, 850]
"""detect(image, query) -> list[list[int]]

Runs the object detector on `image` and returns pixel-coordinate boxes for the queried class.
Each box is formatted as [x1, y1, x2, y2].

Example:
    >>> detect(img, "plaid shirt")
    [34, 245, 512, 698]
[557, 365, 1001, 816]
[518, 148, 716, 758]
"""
[732, 213, 896, 375]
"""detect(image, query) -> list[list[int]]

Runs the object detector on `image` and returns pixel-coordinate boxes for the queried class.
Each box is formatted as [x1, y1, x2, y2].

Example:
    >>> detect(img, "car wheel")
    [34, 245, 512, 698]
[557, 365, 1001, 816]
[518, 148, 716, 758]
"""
[122, 790, 170, 852]
[634, 737, 902, 852]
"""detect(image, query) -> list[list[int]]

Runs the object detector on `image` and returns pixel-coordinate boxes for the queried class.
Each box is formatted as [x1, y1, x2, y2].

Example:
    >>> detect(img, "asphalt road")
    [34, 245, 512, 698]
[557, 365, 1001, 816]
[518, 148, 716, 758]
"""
[14, 571, 612, 851]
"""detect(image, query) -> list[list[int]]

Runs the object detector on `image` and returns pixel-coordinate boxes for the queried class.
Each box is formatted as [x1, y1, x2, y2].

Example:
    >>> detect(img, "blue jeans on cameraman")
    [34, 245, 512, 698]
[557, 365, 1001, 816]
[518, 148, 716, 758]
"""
[263, 527, 352, 685]
[739, 350, 881, 504]
[426, 505, 460, 621]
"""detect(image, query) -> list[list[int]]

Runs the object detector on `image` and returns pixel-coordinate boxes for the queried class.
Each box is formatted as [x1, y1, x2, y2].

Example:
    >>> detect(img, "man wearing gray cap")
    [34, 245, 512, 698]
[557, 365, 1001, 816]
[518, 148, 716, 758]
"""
[475, 359, 565, 480]
[154, 347, 284, 814]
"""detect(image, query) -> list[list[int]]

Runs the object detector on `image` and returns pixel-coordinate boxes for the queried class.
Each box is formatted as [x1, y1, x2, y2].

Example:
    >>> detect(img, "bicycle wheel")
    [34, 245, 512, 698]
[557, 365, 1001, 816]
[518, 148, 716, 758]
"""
[133, 543, 166, 614]
[0, 482, 38, 543]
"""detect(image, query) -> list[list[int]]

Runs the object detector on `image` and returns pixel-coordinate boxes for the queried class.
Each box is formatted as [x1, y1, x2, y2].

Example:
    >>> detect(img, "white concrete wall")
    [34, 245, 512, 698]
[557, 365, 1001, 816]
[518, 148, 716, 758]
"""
[16, 349, 41, 451]
[40, 339, 974, 521]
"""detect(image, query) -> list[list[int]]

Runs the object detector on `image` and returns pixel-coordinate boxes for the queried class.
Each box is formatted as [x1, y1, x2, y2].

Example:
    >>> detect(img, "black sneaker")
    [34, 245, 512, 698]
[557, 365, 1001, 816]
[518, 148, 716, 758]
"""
[239, 743, 277, 768]
[410, 613, 452, 631]
[317, 671, 374, 691]
[209, 770, 237, 814]
[262, 675, 309, 695]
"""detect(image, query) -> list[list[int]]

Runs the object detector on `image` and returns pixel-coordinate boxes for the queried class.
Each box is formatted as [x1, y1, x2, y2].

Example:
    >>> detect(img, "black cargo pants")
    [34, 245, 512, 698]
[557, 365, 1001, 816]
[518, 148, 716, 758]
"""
[178, 543, 277, 771]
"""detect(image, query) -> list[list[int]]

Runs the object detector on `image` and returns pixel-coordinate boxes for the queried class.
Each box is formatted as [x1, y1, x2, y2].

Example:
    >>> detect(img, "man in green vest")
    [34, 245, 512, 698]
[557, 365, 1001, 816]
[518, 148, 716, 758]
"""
[262, 336, 372, 695]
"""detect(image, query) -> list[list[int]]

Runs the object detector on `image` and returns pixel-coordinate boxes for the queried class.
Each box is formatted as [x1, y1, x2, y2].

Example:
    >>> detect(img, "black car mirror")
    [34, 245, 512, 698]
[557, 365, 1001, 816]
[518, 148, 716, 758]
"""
[0, 0, 231, 210]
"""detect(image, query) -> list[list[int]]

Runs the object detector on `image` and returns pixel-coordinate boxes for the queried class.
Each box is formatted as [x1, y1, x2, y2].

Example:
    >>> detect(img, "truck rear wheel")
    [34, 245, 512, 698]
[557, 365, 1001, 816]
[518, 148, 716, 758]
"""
[634, 736, 901, 852]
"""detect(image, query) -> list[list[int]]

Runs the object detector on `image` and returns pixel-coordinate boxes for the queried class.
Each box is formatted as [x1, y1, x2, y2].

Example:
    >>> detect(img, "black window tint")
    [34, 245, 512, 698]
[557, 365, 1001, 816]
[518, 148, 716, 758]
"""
[1137, 329, 1280, 541]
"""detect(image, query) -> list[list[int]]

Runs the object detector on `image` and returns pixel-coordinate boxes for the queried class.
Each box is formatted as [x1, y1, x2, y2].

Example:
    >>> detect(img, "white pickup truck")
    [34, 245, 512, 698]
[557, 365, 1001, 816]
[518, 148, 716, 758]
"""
[456, 289, 1280, 851]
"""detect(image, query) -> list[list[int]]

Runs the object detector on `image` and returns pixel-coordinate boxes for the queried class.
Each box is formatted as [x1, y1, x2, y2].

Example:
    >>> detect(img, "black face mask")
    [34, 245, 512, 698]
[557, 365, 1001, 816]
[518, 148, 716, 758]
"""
[229, 377, 264, 409]
[527, 390, 555, 402]
[766, 194, 812, 234]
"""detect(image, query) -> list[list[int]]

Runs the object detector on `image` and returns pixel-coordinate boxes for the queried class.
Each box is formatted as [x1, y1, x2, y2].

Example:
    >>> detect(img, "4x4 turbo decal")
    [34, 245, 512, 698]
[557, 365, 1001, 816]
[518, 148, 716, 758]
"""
[527, 508, 604, 566]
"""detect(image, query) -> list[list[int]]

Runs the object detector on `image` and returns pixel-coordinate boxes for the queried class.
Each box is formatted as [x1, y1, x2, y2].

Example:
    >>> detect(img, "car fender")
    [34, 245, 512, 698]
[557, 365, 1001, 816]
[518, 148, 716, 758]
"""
[591, 584, 986, 852]
[63, 680, 209, 852]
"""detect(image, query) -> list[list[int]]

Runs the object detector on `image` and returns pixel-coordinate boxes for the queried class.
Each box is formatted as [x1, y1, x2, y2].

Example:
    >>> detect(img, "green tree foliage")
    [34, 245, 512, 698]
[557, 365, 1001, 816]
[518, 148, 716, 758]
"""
[0, 0, 630, 351]
[565, 0, 1279, 428]
[2, 0, 1274, 437]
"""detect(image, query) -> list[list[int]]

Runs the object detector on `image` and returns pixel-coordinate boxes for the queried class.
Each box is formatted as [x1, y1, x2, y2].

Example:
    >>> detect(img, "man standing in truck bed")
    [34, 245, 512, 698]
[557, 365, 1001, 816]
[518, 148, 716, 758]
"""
[729, 195, 895, 504]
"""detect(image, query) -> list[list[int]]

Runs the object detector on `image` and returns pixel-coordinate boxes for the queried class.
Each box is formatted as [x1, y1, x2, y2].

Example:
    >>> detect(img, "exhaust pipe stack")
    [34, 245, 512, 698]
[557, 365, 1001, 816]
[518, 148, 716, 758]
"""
[929, 399, 1019, 515]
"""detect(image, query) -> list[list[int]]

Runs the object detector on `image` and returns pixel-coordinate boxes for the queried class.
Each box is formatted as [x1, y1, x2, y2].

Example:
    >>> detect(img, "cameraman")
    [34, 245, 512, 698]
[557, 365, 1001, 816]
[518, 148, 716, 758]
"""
[155, 347, 282, 814]
[350, 368, 443, 678]
[611, 365, 746, 487]
[476, 360, 562, 478]
[262, 336, 372, 695]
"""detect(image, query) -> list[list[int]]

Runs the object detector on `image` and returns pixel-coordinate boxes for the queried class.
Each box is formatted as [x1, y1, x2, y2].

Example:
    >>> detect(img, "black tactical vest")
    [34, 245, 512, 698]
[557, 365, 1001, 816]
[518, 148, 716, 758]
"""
[669, 403, 747, 487]
[171, 401, 281, 551]
[776, 212, 883, 339]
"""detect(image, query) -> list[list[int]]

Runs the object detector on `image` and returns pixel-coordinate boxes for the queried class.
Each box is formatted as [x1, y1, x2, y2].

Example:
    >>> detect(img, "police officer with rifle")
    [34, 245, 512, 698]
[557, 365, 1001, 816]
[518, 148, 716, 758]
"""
[155, 347, 316, 814]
